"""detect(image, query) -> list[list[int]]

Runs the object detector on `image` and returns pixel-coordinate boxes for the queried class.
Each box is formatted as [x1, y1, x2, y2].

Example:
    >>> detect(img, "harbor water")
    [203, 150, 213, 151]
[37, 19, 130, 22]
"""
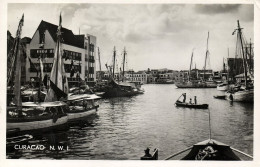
[7, 84, 253, 159]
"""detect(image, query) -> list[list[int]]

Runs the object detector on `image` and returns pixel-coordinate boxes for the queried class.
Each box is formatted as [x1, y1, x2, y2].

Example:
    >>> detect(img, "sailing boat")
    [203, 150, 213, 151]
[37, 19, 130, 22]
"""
[217, 55, 229, 91]
[175, 32, 217, 88]
[7, 14, 68, 135]
[225, 20, 254, 102]
[103, 47, 144, 97]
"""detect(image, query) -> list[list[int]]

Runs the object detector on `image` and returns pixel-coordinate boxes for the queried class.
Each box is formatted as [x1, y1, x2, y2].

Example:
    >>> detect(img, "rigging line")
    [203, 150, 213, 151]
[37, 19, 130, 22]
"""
[208, 109, 212, 140]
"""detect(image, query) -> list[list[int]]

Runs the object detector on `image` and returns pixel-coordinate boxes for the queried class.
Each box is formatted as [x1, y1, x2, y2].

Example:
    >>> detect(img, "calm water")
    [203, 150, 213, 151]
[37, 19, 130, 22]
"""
[7, 84, 253, 159]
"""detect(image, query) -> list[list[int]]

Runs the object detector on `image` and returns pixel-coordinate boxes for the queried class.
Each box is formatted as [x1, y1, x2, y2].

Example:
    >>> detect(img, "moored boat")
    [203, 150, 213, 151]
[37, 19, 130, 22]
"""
[225, 88, 253, 102]
[103, 47, 144, 98]
[6, 14, 69, 136]
[224, 20, 254, 103]
[175, 80, 217, 88]
[217, 83, 228, 91]
[213, 95, 226, 99]
[67, 94, 100, 122]
[175, 32, 217, 89]
[7, 101, 68, 134]
[103, 78, 144, 98]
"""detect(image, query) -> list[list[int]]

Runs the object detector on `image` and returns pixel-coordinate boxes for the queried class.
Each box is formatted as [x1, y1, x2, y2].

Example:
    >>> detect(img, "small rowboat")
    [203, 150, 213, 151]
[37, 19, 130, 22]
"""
[175, 100, 208, 109]
[213, 95, 226, 99]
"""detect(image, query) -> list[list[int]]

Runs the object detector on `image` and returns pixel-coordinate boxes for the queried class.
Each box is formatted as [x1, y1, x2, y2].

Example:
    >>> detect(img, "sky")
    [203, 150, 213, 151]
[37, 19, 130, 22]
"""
[8, 3, 254, 71]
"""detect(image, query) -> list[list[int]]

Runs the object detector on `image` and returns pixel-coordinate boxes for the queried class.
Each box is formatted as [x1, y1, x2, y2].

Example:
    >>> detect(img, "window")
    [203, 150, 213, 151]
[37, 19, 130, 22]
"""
[39, 30, 45, 44]
[31, 49, 54, 58]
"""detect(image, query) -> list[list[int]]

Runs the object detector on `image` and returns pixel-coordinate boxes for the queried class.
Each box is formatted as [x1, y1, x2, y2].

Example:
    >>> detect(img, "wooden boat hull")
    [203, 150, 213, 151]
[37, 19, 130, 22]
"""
[163, 139, 252, 160]
[175, 82, 217, 88]
[7, 115, 68, 133]
[181, 139, 241, 160]
[225, 89, 254, 102]
[103, 88, 143, 98]
[217, 85, 228, 91]
[67, 106, 98, 122]
[213, 95, 226, 99]
[102, 79, 144, 98]
[175, 101, 208, 109]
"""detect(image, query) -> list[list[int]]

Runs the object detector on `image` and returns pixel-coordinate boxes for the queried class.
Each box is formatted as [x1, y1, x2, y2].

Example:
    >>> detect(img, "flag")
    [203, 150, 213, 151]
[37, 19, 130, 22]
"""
[232, 30, 236, 35]
[20, 14, 24, 26]
[43, 74, 48, 87]
[59, 13, 62, 27]
[28, 56, 39, 76]
[45, 14, 68, 102]
[57, 13, 62, 37]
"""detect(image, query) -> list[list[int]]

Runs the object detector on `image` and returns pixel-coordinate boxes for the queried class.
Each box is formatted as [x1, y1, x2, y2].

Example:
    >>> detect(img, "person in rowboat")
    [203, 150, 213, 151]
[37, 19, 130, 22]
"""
[189, 98, 192, 104]
[183, 93, 186, 103]
[194, 96, 197, 104]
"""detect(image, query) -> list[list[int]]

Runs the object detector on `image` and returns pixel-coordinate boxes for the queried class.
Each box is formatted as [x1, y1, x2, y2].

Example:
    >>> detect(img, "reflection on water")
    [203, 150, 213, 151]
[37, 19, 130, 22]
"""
[7, 84, 253, 159]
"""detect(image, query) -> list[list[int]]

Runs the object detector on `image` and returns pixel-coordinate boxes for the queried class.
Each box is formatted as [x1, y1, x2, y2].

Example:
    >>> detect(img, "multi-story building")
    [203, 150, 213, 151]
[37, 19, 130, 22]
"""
[85, 34, 97, 85]
[125, 70, 147, 84]
[26, 20, 97, 87]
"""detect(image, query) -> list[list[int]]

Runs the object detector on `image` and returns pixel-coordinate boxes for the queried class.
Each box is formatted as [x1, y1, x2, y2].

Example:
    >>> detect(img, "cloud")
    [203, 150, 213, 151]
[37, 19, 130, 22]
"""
[194, 4, 241, 14]
[62, 4, 184, 43]
[7, 3, 254, 71]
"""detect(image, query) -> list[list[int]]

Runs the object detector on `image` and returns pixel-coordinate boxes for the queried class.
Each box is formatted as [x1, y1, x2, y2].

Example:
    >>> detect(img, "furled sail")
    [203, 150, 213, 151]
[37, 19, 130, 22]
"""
[45, 14, 68, 102]
[9, 14, 24, 109]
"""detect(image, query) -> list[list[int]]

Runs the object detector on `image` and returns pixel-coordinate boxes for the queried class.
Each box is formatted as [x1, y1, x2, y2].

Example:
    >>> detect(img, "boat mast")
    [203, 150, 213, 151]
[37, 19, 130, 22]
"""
[249, 39, 252, 73]
[189, 51, 193, 81]
[203, 32, 209, 80]
[38, 58, 42, 102]
[98, 47, 102, 82]
[209, 109, 212, 140]
[112, 46, 116, 79]
[78, 60, 81, 91]
[12, 14, 24, 109]
[223, 58, 225, 72]
[45, 13, 68, 102]
[122, 47, 126, 82]
[98, 47, 101, 71]
[227, 48, 229, 84]
[237, 20, 248, 88]
[7, 14, 24, 86]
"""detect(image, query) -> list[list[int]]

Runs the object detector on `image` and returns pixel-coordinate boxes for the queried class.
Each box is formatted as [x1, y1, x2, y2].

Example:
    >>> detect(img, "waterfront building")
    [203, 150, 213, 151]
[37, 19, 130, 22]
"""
[175, 69, 214, 82]
[125, 70, 148, 84]
[26, 20, 97, 87]
[147, 74, 156, 83]
[175, 70, 189, 83]
[197, 69, 214, 80]
[157, 70, 178, 83]
[147, 68, 178, 83]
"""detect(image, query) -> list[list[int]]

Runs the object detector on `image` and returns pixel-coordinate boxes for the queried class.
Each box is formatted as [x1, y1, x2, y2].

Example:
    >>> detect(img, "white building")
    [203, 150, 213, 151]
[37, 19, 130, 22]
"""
[125, 71, 147, 84]
[26, 20, 97, 86]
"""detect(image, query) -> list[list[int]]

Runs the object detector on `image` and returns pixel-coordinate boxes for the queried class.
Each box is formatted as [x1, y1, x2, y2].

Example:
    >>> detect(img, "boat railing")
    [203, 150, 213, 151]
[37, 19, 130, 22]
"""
[164, 146, 193, 160]
[230, 147, 253, 160]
